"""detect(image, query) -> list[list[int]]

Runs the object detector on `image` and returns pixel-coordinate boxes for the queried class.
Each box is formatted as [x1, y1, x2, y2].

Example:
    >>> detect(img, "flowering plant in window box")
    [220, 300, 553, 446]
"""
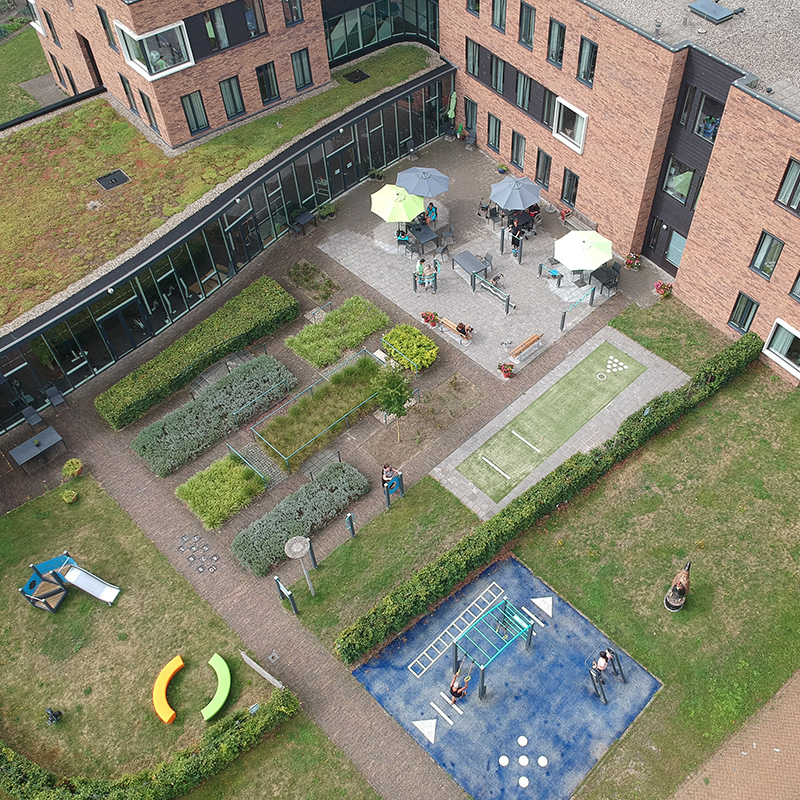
[420, 311, 439, 327]
[498, 362, 515, 379]
[654, 280, 674, 298]
[624, 252, 641, 271]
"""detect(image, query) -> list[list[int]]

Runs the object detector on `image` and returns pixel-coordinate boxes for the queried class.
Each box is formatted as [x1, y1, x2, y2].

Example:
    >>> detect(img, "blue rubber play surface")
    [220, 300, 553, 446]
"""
[353, 559, 660, 799]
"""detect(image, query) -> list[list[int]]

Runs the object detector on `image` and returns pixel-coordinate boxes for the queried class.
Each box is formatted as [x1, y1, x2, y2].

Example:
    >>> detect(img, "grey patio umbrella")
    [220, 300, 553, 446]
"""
[396, 167, 450, 198]
[489, 175, 541, 211]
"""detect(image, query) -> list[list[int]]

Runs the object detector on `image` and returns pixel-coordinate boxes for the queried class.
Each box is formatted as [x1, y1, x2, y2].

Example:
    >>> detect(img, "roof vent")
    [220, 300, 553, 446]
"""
[689, 0, 743, 23]
[343, 69, 369, 84]
[96, 169, 130, 191]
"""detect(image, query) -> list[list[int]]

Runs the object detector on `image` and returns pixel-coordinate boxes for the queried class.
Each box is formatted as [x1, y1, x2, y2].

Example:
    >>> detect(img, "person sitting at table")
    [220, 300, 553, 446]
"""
[456, 322, 473, 340]
[425, 202, 437, 225]
[396, 229, 409, 246]
[526, 203, 540, 216]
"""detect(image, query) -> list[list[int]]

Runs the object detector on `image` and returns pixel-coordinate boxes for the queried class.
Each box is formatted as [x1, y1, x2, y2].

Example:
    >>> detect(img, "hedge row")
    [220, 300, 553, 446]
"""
[132, 355, 297, 477]
[95, 277, 299, 429]
[232, 462, 370, 575]
[334, 332, 764, 664]
[0, 689, 299, 800]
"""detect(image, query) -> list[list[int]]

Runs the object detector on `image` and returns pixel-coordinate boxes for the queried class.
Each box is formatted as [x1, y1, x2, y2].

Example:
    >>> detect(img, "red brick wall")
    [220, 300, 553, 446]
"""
[32, 0, 330, 148]
[674, 87, 800, 384]
[438, 0, 685, 255]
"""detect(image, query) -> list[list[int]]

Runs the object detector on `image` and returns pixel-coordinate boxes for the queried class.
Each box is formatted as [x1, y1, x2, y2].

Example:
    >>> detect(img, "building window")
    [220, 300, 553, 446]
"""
[535, 149, 551, 188]
[283, 0, 303, 25]
[291, 48, 312, 90]
[256, 61, 279, 104]
[553, 97, 587, 154]
[219, 76, 245, 119]
[776, 159, 800, 213]
[665, 230, 686, 267]
[561, 168, 579, 206]
[728, 293, 759, 333]
[466, 39, 479, 76]
[662, 156, 694, 204]
[203, 7, 229, 51]
[511, 131, 525, 169]
[577, 37, 597, 85]
[490, 55, 504, 94]
[694, 93, 723, 143]
[42, 9, 60, 45]
[63, 64, 76, 93]
[542, 88, 556, 128]
[487, 113, 501, 151]
[491, 0, 505, 30]
[181, 90, 209, 134]
[119, 72, 138, 113]
[49, 52, 64, 85]
[26, 0, 45, 35]
[764, 319, 800, 378]
[679, 85, 695, 126]
[116, 21, 192, 79]
[139, 90, 159, 131]
[97, 6, 117, 49]
[243, 0, 267, 36]
[464, 96, 477, 131]
[467, 0, 479, 16]
[515, 73, 530, 111]
[790, 273, 800, 302]
[547, 19, 565, 66]
[647, 217, 661, 249]
[749, 231, 784, 279]
[518, 2, 534, 47]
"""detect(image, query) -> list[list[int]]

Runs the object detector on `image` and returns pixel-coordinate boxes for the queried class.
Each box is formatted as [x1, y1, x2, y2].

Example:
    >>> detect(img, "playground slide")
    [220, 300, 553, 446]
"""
[64, 565, 120, 605]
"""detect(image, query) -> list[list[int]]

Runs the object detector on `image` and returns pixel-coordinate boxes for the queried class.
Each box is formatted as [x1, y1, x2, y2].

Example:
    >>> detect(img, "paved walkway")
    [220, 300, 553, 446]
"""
[1, 138, 795, 800]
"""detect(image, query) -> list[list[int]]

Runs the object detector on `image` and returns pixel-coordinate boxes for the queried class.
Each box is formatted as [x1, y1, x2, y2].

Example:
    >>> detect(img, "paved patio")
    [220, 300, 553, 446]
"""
[0, 136, 793, 800]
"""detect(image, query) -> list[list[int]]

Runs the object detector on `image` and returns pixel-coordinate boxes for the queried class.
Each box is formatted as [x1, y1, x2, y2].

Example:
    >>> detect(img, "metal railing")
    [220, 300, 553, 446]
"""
[226, 443, 269, 489]
[472, 272, 516, 314]
[560, 287, 596, 330]
[232, 376, 294, 426]
[380, 336, 421, 373]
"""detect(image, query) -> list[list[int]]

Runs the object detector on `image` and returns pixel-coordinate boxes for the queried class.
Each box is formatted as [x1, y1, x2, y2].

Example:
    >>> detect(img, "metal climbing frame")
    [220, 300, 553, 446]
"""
[452, 596, 534, 699]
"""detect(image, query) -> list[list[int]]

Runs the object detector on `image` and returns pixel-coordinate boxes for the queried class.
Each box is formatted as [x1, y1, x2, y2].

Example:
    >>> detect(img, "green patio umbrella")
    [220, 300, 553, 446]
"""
[370, 184, 425, 223]
[553, 230, 613, 272]
[446, 91, 457, 120]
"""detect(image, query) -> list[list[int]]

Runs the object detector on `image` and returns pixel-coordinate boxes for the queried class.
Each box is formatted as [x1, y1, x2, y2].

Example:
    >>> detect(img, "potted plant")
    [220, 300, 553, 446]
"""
[497, 164, 509, 175]
[61, 489, 78, 504]
[624, 251, 641, 271]
[62, 458, 83, 480]
[498, 362, 515, 380]
[654, 280, 674, 298]
[421, 311, 439, 327]
[368, 167, 384, 181]
[318, 201, 337, 220]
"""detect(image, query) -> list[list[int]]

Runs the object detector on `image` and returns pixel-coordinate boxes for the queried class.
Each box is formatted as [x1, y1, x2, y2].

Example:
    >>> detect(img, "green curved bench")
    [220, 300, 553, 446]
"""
[201, 653, 231, 721]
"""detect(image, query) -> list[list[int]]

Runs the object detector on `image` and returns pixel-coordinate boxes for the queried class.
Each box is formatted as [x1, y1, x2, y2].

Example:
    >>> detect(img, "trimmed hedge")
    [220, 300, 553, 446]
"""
[285, 296, 389, 368]
[382, 324, 439, 370]
[95, 277, 299, 429]
[132, 354, 297, 477]
[334, 332, 764, 664]
[0, 688, 299, 800]
[232, 462, 370, 575]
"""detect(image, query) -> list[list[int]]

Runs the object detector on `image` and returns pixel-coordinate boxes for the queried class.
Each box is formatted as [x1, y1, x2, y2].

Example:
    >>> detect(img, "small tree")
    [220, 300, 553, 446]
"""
[373, 366, 412, 442]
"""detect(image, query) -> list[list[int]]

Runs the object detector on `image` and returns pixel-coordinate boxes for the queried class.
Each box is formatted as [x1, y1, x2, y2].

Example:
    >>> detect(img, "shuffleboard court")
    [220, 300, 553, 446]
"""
[457, 342, 646, 501]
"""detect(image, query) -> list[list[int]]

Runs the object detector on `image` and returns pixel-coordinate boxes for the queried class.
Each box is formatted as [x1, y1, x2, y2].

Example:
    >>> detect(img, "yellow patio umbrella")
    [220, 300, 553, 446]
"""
[370, 184, 425, 223]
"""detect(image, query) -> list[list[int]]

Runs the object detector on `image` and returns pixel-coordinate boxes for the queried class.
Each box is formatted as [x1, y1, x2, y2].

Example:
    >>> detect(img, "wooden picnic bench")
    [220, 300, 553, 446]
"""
[509, 333, 542, 363]
[440, 317, 472, 344]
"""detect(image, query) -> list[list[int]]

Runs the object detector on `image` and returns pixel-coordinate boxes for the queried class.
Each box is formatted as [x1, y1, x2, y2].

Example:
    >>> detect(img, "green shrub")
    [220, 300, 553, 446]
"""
[285, 296, 389, 367]
[333, 332, 764, 664]
[176, 454, 267, 528]
[287, 259, 339, 304]
[231, 462, 370, 575]
[132, 355, 297, 477]
[256, 357, 380, 471]
[95, 278, 299, 428]
[0, 689, 299, 800]
[381, 324, 439, 371]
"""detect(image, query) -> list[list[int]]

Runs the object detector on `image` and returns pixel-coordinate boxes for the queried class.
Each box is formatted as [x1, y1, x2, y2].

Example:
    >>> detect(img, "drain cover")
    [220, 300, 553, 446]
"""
[343, 69, 369, 83]
[96, 169, 130, 190]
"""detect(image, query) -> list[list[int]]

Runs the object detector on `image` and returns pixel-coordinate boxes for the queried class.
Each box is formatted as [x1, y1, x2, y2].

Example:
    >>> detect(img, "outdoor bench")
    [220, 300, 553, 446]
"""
[509, 333, 542, 363]
[439, 317, 472, 345]
[152, 654, 184, 724]
[201, 653, 231, 721]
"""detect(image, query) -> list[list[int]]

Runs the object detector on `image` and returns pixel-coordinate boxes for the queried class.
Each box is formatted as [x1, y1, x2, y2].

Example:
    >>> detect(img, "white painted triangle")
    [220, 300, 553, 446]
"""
[532, 596, 553, 617]
[412, 718, 437, 743]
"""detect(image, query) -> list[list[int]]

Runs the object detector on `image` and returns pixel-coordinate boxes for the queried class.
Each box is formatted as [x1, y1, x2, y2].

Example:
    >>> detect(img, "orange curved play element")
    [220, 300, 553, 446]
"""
[152, 654, 184, 724]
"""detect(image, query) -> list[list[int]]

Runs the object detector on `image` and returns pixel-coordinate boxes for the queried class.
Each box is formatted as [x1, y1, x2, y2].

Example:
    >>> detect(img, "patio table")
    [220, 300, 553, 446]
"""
[453, 250, 489, 283]
[408, 224, 438, 254]
[293, 210, 317, 234]
[9, 426, 67, 474]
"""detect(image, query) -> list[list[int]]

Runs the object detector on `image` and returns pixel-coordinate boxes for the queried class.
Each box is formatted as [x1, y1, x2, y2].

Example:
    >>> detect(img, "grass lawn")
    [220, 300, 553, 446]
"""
[0, 45, 429, 327]
[0, 28, 50, 125]
[288, 477, 479, 650]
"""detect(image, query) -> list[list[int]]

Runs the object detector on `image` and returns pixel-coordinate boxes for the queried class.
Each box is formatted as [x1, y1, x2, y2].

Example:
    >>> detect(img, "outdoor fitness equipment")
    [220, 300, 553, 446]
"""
[587, 647, 625, 705]
[451, 596, 534, 700]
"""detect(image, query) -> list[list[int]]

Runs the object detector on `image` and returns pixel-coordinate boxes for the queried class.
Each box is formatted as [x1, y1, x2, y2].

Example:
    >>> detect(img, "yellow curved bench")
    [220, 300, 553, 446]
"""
[201, 653, 231, 721]
[153, 654, 184, 724]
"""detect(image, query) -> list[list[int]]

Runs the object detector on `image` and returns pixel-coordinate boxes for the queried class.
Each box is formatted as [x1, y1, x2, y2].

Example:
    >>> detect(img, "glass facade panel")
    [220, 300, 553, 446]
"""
[665, 230, 687, 267]
[119, 23, 190, 76]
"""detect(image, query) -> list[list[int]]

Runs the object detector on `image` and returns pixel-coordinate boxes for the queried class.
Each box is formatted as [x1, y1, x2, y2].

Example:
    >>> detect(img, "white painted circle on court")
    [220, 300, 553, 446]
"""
[517, 735, 528, 747]
[519, 755, 530, 766]
[519, 776, 530, 788]
[597, 373, 606, 381]
[538, 756, 548, 767]
[624, 364, 629, 369]
[499, 755, 509, 767]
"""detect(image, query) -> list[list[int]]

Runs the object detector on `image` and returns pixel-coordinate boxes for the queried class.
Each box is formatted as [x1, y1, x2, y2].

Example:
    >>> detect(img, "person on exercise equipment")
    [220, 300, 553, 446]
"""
[449, 674, 468, 705]
[592, 649, 613, 683]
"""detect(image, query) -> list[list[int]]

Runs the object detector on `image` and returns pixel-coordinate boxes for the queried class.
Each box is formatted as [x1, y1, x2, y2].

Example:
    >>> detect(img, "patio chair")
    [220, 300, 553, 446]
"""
[481, 253, 494, 273]
[441, 225, 454, 247]
[600, 262, 622, 295]
[487, 206, 501, 229]
[464, 129, 476, 150]
[435, 242, 449, 258]
[404, 241, 420, 259]
[22, 406, 43, 428]
[45, 385, 68, 408]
